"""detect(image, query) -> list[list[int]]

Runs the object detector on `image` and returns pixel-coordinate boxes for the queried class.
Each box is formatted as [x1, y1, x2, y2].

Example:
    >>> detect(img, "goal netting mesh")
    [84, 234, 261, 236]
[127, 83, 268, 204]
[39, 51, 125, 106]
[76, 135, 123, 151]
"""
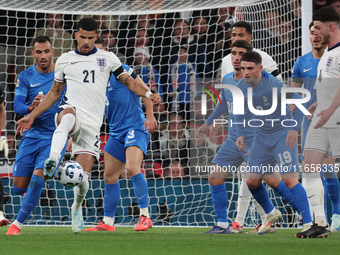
[0, 0, 305, 227]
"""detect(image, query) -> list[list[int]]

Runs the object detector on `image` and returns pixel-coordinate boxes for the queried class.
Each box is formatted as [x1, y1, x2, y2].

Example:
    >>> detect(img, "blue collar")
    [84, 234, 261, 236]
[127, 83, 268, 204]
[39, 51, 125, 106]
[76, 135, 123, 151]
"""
[75, 46, 98, 56]
[328, 42, 340, 51]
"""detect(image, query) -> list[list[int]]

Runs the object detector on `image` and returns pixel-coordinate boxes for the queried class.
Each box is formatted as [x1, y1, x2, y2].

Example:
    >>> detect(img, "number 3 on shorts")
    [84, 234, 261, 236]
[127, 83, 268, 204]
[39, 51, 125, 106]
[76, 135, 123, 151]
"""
[128, 130, 135, 139]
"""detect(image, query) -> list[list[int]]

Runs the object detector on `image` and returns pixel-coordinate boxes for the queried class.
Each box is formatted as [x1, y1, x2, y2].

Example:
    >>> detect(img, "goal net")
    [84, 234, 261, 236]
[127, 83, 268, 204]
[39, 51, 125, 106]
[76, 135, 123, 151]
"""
[0, 0, 306, 227]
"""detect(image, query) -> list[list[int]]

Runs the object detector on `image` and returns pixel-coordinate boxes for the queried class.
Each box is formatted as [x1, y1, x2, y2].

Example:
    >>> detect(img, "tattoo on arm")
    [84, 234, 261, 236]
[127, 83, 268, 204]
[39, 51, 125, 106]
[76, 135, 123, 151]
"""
[51, 81, 64, 95]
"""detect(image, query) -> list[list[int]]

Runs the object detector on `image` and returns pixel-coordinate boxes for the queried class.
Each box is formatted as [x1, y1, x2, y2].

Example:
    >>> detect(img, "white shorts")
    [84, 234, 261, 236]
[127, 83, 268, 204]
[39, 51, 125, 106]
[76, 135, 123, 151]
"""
[304, 126, 340, 158]
[57, 104, 101, 160]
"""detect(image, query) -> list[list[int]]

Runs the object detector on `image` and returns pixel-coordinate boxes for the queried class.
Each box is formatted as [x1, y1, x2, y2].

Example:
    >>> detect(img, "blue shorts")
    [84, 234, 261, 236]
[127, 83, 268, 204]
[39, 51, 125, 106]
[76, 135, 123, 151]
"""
[13, 137, 66, 177]
[248, 134, 299, 175]
[104, 129, 149, 164]
[212, 137, 252, 169]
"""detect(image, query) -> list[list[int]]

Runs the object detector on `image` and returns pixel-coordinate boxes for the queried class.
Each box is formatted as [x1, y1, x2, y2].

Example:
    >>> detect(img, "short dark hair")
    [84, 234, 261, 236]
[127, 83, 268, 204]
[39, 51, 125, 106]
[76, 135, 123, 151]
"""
[313, 6, 340, 24]
[231, 40, 252, 52]
[231, 21, 252, 35]
[32, 36, 52, 47]
[95, 36, 104, 47]
[241, 51, 262, 65]
[77, 17, 98, 32]
[309, 21, 314, 29]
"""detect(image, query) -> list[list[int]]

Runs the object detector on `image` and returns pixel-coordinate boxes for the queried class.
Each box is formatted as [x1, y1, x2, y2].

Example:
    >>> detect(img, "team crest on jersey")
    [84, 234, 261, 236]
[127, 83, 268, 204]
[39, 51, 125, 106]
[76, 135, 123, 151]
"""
[97, 58, 106, 71]
[326, 57, 333, 72]
[16, 79, 20, 87]
[262, 95, 268, 103]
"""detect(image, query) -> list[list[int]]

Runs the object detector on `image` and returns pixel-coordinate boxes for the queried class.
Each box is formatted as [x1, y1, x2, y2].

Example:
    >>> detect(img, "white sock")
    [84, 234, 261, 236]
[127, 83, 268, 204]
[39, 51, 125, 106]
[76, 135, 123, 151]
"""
[73, 172, 90, 210]
[235, 172, 252, 226]
[0, 211, 4, 218]
[305, 172, 327, 226]
[103, 216, 114, 226]
[140, 207, 150, 218]
[13, 220, 23, 229]
[217, 222, 229, 229]
[253, 198, 266, 222]
[303, 223, 312, 231]
[50, 114, 75, 161]
[267, 207, 276, 216]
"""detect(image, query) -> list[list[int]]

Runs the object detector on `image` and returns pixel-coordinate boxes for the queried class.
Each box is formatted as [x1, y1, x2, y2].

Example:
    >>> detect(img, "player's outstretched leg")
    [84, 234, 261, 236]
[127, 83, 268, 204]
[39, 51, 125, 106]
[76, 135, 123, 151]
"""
[45, 113, 75, 179]
[322, 166, 340, 232]
[0, 178, 8, 227]
[133, 173, 152, 231]
[84, 182, 119, 232]
[72, 171, 89, 234]
[6, 175, 45, 235]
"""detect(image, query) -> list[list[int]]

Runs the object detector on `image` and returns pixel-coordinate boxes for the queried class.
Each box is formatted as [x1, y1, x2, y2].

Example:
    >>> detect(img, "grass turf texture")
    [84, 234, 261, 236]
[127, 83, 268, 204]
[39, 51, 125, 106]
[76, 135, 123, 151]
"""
[0, 227, 339, 255]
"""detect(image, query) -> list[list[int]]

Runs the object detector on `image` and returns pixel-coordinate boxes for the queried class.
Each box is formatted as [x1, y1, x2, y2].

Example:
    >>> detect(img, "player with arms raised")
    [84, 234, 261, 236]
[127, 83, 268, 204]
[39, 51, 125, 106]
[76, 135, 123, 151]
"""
[291, 22, 340, 234]
[6, 36, 67, 235]
[298, 6, 340, 238]
[235, 51, 313, 236]
[84, 39, 157, 232]
[16, 18, 161, 234]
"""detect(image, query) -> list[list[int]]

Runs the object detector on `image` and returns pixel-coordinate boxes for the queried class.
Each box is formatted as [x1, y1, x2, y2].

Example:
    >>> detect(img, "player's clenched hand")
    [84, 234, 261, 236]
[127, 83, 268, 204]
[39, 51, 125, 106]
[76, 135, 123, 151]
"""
[16, 116, 34, 136]
[27, 94, 44, 112]
[150, 93, 161, 106]
[197, 123, 209, 138]
[286, 130, 298, 149]
[0, 136, 8, 157]
[236, 136, 246, 151]
[209, 124, 219, 144]
[144, 115, 158, 134]
[314, 107, 334, 129]
[307, 102, 317, 120]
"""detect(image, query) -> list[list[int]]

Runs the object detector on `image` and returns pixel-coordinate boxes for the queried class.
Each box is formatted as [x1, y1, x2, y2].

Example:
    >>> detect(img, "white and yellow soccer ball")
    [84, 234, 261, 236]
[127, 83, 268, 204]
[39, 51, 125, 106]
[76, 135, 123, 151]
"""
[57, 160, 84, 188]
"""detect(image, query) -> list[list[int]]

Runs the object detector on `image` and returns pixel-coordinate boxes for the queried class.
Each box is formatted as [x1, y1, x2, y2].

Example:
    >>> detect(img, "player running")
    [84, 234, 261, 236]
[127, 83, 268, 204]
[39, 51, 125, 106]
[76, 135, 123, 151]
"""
[16, 18, 161, 234]
[7, 36, 67, 235]
[298, 6, 340, 238]
[84, 39, 156, 232]
[235, 51, 313, 236]
[291, 22, 340, 233]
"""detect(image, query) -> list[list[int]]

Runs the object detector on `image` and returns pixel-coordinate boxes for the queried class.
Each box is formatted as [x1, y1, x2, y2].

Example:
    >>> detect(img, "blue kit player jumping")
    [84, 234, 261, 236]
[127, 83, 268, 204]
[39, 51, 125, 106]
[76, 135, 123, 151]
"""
[84, 40, 158, 232]
[291, 22, 340, 233]
[235, 51, 313, 237]
[7, 36, 66, 235]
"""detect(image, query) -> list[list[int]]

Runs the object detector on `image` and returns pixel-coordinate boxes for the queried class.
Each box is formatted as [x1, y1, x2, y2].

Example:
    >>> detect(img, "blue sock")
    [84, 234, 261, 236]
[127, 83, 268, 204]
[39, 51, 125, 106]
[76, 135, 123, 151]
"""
[17, 175, 45, 223]
[249, 183, 274, 214]
[104, 182, 120, 218]
[13, 186, 28, 196]
[290, 182, 312, 224]
[322, 166, 340, 215]
[210, 184, 228, 223]
[275, 180, 298, 210]
[322, 179, 329, 223]
[131, 173, 148, 209]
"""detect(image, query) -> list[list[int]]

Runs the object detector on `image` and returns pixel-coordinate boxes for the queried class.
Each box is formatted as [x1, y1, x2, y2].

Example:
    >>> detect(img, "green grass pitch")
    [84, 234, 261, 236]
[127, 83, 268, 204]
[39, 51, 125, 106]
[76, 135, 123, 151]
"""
[0, 227, 339, 255]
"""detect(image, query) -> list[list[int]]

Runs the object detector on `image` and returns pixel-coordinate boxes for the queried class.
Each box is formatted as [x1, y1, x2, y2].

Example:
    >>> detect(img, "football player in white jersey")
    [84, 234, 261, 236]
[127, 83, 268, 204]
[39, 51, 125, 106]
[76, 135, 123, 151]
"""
[219, 21, 283, 234]
[220, 21, 280, 79]
[16, 18, 161, 234]
[297, 6, 340, 238]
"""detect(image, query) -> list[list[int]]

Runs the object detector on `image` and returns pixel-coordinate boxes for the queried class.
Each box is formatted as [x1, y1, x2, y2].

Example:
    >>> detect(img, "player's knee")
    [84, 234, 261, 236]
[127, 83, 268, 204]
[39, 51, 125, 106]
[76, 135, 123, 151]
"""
[104, 171, 119, 184]
[208, 177, 225, 186]
[13, 185, 28, 195]
[282, 178, 298, 189]
[246, 178, 260, 189]
[125, 164, 140, 176]
[264, 178, 281, 189]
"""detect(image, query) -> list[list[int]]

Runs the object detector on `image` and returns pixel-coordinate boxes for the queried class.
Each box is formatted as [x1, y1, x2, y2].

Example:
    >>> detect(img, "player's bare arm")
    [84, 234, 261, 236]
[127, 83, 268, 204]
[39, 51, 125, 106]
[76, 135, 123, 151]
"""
[27, 94, 44, 113]
[16, 80, 66, 135]
[314, 86, 340, 129]
[119, 72, 161, 105]
[142, 96, 157, 134]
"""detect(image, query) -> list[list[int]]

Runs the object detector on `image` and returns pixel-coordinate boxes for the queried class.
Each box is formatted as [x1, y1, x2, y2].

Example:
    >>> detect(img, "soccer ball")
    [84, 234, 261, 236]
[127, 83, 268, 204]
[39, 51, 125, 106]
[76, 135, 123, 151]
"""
[57, 160, 84, 188]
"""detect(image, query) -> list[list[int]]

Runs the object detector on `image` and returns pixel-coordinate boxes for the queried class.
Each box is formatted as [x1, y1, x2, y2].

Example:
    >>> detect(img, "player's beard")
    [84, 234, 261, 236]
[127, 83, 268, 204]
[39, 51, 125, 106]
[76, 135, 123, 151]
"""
[234, 67, 241, 71]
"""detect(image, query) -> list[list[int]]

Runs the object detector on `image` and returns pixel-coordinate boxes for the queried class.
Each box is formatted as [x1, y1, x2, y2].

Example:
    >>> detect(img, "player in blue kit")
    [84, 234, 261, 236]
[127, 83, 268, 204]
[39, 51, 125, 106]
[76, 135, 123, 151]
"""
[6, 36, 67, 235]
[197, 40, 257, 234]
[235, 51, 313, 236]
[84, 40, 157, 232]
[291, 23, 340, 233]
